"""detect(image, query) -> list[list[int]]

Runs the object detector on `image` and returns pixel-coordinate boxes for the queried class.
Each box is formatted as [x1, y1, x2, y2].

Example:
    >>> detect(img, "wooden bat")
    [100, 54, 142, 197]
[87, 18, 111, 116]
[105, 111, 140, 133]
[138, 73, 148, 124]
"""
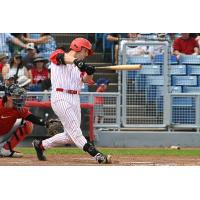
[95, 64, 142, 71]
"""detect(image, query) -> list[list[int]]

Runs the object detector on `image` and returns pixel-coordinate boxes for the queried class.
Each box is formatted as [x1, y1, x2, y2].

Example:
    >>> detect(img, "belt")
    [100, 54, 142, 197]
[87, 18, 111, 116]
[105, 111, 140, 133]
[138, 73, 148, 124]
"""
[56, 88, 80, 94]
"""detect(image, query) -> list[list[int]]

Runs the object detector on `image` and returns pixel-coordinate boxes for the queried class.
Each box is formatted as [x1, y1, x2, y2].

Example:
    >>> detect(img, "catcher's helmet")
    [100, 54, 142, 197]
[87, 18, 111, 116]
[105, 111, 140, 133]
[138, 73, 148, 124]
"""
[70, 38, 93, 56]
[5, 84, 27, 109]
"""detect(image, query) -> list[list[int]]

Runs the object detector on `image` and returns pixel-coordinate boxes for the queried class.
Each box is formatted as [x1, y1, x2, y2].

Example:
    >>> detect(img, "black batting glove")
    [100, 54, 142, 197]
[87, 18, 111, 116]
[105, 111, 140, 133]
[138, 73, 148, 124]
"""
[56, 53, 65, 65]
[85, 65, 96, 75]
[73, 59, 87, 72]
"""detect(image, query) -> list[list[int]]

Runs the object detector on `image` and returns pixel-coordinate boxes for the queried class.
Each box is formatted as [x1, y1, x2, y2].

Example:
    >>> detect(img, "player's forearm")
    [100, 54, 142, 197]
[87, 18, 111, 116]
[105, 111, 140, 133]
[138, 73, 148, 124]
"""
[82, 75, 93, 83]
[11, 37, 26, 49]
[26, 114, 46, 126]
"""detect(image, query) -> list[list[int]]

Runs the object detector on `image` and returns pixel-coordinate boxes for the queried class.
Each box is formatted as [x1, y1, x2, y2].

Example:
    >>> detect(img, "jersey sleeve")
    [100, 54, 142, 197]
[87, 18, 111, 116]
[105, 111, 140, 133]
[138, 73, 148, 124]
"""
[50, 49, 65, 65]
[18, 107, 32, 119]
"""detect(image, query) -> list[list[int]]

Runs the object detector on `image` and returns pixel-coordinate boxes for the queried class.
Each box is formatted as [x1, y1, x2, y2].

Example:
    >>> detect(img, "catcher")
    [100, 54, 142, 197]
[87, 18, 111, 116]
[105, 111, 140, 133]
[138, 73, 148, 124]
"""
[0, 83, 57, 157]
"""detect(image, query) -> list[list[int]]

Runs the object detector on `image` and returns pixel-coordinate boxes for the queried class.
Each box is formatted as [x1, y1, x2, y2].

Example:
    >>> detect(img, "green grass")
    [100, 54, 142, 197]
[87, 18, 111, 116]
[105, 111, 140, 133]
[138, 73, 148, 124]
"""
[16, 147, 200, 156]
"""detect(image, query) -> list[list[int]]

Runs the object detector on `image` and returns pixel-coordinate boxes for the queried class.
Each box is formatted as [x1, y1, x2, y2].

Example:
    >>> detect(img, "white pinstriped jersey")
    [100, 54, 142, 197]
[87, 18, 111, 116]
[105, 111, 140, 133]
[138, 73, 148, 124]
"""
[42, 62, 88, 150]
[50, 62, 83, 91]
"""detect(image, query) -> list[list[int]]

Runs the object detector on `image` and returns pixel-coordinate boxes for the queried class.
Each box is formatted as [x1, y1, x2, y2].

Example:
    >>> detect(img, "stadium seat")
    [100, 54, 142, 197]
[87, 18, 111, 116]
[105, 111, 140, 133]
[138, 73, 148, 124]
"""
[183, 86, 200, 93]
[138, 65, 161, 75]
[179, 55, 200, 64]
[146, 85, 160, 102]
[172, 96, 196, 124]
[153, 54, 178, 64]
[172, 97, 194, 106]
[170, 65, 186, 75]
[171, 76, 197, 86]
[135, 74, 147, 91]
[146, 76, 164, 86]
[171, 86, 182, 93]
[127, 55, 152, 64]
[127, 71, 138, 79]
[187, 65, 200, 75]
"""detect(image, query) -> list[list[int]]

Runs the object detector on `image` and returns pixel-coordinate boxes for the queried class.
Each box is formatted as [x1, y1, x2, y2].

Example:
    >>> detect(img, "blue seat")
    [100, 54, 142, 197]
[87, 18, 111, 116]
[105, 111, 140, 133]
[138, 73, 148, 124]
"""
[146, 76, 164, 86]
[127, 55, 152, 64]
[183, 86, 200, 93]
[179, 55, 200, 64]
[170, 65, 186, 75]
[153, 54, 178, 64]
[138, 65, 161, 75]
[172, 97, 196, 124]
[135, 74, 147, 91]
[171, 76, 197, 86]
[127, 71, 138, 79]
[146, 86, 164, 113]
[172, 107, 196, 124]
[146, 86, 162, 102]
[172, 97, 194, 106]
[187, 65, 200, 75]
[171, 86, 182, 93]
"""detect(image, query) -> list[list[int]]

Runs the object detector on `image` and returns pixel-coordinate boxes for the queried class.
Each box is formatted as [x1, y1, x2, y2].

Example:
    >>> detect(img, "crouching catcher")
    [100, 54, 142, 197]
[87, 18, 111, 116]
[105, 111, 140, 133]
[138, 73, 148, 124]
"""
[0, 84, 57, 158]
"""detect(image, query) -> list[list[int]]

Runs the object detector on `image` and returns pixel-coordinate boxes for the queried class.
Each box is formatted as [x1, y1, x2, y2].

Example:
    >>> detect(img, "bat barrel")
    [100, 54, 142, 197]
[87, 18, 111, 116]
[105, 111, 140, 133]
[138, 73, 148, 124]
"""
[95, 64, 142, 70]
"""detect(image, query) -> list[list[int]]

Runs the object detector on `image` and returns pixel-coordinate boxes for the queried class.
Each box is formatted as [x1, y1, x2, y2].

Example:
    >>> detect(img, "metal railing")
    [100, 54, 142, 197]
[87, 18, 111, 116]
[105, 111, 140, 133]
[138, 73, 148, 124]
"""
[119, 40, 170, 128]
[0, 91, 121, 129]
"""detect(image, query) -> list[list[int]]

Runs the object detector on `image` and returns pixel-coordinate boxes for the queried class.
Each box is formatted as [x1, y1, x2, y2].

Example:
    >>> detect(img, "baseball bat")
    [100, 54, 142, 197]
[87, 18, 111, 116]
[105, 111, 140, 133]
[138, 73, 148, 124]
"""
[95, 64, 142, 71]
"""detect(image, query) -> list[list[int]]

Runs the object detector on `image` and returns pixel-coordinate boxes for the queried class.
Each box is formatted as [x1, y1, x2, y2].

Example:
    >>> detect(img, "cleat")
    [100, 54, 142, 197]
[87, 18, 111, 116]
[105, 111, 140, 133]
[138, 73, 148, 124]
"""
[95, 153, 112, 164]
[32, 140, 46, 161]
[0, 148, 23, 158]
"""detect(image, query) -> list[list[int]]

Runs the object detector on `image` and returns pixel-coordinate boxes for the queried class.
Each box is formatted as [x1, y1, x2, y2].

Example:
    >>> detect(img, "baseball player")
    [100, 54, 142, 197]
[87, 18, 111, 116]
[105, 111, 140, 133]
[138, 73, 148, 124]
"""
[32, 38, 112, 164]
[0, 84, 54, 157]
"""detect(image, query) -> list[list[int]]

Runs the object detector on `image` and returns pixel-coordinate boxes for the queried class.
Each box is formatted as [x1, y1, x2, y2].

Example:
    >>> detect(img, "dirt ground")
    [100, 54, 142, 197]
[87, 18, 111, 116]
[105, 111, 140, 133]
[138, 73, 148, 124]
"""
[1, 154, 200, 166]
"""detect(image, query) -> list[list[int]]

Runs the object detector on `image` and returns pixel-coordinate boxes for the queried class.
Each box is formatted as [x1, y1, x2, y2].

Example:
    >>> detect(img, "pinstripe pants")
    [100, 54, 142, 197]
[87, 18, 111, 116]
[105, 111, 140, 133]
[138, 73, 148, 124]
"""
[42, 92, 87, 150]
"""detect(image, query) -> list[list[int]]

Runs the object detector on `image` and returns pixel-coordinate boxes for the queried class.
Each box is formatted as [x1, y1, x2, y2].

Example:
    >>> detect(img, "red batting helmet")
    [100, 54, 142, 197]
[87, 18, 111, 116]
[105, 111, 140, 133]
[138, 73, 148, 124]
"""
[70, 38, 93, 56]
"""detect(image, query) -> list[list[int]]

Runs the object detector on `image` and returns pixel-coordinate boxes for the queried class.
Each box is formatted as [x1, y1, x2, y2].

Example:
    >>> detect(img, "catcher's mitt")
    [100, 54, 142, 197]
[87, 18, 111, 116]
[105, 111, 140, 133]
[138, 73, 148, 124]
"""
[46, 119, 64, 136]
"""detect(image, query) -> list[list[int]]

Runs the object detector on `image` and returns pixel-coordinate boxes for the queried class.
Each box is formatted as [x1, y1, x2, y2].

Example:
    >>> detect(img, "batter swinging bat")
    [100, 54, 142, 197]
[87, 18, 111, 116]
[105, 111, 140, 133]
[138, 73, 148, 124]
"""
[95, 64, 142, 71]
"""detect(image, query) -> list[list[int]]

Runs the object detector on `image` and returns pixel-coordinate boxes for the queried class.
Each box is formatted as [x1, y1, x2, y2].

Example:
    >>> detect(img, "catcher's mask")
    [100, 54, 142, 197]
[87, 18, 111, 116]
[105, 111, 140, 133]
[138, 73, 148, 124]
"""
[5, 84, 27, 109]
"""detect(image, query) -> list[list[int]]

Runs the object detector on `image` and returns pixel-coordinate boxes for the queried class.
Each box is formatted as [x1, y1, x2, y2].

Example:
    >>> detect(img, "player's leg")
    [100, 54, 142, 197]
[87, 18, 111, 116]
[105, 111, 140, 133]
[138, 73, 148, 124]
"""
[56, 102, 111, 164]
[0, 119, 33, 157]
[42, 132, 73, 148]
[32, 132, 73, 161]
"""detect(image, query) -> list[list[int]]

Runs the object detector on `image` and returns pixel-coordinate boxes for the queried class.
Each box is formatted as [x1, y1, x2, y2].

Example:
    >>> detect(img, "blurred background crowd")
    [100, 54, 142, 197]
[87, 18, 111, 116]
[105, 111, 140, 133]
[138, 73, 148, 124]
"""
[0, 33, 199, 92]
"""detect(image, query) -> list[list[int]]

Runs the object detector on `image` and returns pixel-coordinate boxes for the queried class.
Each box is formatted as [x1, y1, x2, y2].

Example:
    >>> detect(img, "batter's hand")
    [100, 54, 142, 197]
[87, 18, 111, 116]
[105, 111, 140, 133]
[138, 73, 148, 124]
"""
[85, 65, 96, 75]
[73, 59, 87, 72]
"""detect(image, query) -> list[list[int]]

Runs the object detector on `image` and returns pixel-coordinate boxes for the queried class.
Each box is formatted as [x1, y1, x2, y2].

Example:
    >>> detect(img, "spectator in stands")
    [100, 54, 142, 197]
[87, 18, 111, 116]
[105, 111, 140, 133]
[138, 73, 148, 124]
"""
[106, 33, 128, 65]
[147, 33, 167, 57]
[173, 33, 199, 59]
[9, 34, 27, 55]
[2, 53, 28, 82]
[94, 78, 110, 124]
[28, 55, 49, 91]
[0, 33, 27, 57]
[22, 43, 38, 70]
[125, 33, 148, 56]
[17, 75, 31, 89]
[0, 54, 9, 82]
[22, 33, 56, 60]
